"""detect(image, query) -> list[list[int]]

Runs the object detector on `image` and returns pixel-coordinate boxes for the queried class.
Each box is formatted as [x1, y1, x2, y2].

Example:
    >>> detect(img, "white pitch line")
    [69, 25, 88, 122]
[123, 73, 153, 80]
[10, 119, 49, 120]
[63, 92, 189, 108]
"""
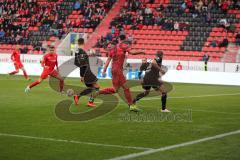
[109, 129, 240, 160]
[94, 93, 240, 104]
[0, 133, 152, 150]
[144, 93, 240, 100]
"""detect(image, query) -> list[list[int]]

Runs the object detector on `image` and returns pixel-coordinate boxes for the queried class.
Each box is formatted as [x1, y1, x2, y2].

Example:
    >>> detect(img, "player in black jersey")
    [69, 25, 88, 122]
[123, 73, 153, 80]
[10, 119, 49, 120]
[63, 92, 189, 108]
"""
[134, 51, 171, 112]
[73, 38, 100, 107]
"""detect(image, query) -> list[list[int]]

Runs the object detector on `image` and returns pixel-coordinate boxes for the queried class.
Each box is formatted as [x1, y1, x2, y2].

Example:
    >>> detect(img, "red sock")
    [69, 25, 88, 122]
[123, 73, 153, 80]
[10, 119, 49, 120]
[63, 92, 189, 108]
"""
[99, 88, 116, 94]
[124, 88, 133, 105]
[9, 71, 18, 75]
[23, 70, 28, 79]
[60, 80, 64, 92]
[29, 81, 40, 89]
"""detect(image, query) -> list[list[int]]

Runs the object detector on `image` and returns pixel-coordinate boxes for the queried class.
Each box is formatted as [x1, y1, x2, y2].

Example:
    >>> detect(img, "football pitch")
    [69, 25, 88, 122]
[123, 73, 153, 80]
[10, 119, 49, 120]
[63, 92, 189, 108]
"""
[0, 75, 240, 160]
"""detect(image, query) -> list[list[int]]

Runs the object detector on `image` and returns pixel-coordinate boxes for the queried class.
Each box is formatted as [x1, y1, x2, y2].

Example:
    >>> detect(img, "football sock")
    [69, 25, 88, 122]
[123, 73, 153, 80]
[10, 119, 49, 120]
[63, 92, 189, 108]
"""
[124, 88, 133, 105]
[133, 91, 149, 103]
[161, 93, 167, 110]
[29, 81, 40, 89]
[9, 70, 18, 75]
[59, 80, 64, 92]
[23, 70, 28, 79]
[77, 88, 93, 98]
[99, 88, 116, 94]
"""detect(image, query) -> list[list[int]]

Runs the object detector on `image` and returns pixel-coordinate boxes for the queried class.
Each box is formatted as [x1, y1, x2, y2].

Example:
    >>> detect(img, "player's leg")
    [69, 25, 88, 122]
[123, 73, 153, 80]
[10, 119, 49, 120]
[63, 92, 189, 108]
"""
[74, 83, 98, 106]
[133, 86, 151, 104]
[20, 67, 29, 80]
[98, 87, 116, 94]
[121, 82, 141, 112]
[9, 69, 19, 75]
[9, 63, 19, 75]
[50, 70, 64, 92]
[121, 82, 134, 105]
[87, 83, 100, 107]
[25, 69, 50, 92]
[98, 75, 118, 95]
[25, 78, 43, 92]
[156, 84, 170, 112]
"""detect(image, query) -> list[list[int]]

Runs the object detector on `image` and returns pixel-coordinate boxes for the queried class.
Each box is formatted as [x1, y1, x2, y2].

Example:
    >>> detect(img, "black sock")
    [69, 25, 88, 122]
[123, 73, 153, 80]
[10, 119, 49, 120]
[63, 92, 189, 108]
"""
[161, 93, 167, 110]
[89, 88, 99, 103]
[133, 91, 149, 103]
[77, 88, 93, 98]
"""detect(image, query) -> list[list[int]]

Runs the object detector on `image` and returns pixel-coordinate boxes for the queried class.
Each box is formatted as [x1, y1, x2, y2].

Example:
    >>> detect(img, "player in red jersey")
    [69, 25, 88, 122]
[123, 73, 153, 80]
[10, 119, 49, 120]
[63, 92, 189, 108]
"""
[25, 45, 64, 92]
[9, 45, 29, 80]
[98, 35, 144, 112]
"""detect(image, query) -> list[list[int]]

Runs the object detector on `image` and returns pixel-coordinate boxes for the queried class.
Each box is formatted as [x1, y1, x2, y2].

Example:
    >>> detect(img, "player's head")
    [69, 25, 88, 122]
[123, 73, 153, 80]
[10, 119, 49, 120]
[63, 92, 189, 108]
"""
[78, 38, 84, 47]
[155, 51, 163, 66]
[16, 45, 20, 50]
[119, 35, 126, 42]
[142, 57, 147, 64]
[48, 44, 55, 53]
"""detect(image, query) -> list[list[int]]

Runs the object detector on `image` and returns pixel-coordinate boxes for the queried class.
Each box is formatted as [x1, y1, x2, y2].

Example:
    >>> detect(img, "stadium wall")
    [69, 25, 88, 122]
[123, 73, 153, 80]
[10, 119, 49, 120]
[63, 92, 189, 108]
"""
[0, 54, 240, 86]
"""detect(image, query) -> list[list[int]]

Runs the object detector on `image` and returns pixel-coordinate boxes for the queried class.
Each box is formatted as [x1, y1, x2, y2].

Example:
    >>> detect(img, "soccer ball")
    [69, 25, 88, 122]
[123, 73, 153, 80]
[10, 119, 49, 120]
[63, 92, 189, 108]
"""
[66, 89, 74, 97]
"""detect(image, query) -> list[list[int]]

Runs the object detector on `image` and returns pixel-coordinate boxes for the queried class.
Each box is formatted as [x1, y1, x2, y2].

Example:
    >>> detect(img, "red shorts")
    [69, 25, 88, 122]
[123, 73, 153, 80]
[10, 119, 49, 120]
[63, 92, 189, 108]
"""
[40, 69, 60, 79]
[112, 71, 126, 89]
[14, 62, 24, 70]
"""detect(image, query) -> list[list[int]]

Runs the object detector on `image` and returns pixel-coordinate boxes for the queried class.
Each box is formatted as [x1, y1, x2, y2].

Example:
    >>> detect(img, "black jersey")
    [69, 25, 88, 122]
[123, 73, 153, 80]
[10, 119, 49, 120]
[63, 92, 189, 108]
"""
[140, 60, 162, 88]
[141, 61, 161, 80]
[74, 48, 98, 85]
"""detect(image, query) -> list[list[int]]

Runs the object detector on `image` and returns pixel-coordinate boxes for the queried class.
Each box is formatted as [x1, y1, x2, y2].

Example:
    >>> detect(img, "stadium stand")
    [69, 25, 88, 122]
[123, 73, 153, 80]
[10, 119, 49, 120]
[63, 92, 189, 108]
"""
[93, 0, 240, 62]
[0, 0, 116, 54]
[0, 0, 239, 62]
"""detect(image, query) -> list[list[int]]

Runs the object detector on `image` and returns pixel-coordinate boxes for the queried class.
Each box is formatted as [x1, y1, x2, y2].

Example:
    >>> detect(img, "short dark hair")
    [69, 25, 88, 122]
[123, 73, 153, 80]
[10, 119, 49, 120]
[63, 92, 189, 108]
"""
[119, 35, 126, 41]
[156, 50, 163, 58]
[78, 38, 84, 45]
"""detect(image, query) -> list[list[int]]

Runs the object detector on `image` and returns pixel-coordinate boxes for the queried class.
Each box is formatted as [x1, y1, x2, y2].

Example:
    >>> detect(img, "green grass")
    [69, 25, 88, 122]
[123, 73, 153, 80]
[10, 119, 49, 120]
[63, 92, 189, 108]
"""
[0, 75, 240, 160]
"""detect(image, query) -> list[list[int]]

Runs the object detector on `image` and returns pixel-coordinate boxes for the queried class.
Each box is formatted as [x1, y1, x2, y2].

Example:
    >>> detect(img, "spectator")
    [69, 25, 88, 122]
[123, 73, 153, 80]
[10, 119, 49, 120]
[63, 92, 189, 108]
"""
[220, 0, 229, 14]
[127, 34, 134, 44]
[203, 54, 210, 71]
[236, 32, 240, 46]
[219, 37, 229, 47]
[236, 65, 239, 72]
[145, 6, 152, 15]
[106, 32, 113, 42]
[209, 37, 218, 47]
[174, 21, 179, 31]
[0, 29, 5, 38]
[219, 18, 230, 30]
[74, 1, 81, 10]
[176, 62, 183, 70]
[203, 53, 210, 63]
[204, 12, 211, 23]
[156, 4, 164, 12]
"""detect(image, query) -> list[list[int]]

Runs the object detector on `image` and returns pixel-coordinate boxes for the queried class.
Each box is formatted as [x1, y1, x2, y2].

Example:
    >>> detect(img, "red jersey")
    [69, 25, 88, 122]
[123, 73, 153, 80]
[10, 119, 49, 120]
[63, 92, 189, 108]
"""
[109, 42, 130, 72]
[11, 50, 21, 63]
[41, 53, 58, 70]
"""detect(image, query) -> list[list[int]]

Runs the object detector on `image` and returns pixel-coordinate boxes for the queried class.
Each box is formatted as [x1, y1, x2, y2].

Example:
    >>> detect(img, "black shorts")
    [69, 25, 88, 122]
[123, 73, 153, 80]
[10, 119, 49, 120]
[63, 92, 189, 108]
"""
[142, 85, 160, 90]
[85, 83, 95, 88]
[82, 70, 98, 87]
[142, 79, 163, 91]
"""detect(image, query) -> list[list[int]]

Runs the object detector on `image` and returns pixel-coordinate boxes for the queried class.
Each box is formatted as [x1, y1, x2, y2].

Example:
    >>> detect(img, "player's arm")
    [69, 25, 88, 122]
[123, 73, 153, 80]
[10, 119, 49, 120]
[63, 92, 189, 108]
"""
[56, 56, 59, 71]
[41, 55, 46, 68]
[102, 57, 112, 77]
[11, 52, 15, 61]
[128, 51, 146, 55]
[80, 65, 87, 82]
[152, 59, 166, 74]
